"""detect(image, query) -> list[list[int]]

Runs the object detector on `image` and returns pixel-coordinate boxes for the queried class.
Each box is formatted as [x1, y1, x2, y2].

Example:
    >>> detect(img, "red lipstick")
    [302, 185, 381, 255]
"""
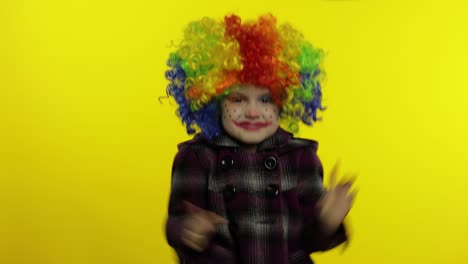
[233, 121, 272, 131]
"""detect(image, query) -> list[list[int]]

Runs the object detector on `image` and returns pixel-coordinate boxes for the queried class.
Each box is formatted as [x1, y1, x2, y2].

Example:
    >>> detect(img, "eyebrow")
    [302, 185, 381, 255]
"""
[227, 92, 247, 98]
[228, 91, 271, 98]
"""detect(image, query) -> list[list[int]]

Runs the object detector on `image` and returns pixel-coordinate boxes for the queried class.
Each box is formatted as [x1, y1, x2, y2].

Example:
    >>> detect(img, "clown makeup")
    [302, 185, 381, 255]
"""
[221, 84, 280, 149]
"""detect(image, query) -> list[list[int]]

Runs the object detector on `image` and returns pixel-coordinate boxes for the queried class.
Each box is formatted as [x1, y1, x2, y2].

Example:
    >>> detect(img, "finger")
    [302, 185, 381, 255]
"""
[329, 160, 340, 188]
[182, 228, 204, 251]
[182, 229, 208, 252]
[182, 226, 207, 240]
[183, 200, 203, 214]
[347, 188, 359, 201]
[340, 173, 358, 185]
[184, 217, 216, 235]
[331, 185, 349, 202]
[341, 175, 359, 198]
[337, 182, 352, 193]
[182, 238, 204, 252]
[207, 211, 229, 225]
[343, 189, 358, 208]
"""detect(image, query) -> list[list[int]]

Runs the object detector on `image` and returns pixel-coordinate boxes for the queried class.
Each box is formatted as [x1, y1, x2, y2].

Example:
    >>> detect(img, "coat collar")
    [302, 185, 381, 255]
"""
[205, 127, 293, 152]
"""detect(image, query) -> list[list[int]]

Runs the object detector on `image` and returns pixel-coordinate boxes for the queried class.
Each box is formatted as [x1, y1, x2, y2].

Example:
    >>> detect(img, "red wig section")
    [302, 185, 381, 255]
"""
[224, 14, 300, 107]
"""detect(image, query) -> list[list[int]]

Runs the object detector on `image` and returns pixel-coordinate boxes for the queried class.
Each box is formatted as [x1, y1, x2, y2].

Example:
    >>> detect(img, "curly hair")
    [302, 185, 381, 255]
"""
[165, 14, 325, 139]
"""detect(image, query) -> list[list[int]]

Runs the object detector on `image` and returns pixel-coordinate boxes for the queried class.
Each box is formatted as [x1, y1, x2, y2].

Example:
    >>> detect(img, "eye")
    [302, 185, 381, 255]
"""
[227, 96, 244, 103]
[260, 95, 272, 103]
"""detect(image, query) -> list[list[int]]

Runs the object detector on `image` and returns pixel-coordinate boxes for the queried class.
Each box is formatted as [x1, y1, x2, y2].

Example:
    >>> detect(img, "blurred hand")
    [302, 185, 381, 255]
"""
[181, 201, 228, 252]
[317, 161, 357, 236]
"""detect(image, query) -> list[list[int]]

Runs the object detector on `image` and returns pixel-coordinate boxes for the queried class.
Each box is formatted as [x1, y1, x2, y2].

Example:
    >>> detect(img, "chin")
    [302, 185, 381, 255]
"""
[238, 137, 263, 145]
[236, 131, 275, 145]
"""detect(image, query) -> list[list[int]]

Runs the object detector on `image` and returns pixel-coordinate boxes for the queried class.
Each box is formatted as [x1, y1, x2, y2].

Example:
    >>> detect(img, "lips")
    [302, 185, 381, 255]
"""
[233, 121, 272, 131]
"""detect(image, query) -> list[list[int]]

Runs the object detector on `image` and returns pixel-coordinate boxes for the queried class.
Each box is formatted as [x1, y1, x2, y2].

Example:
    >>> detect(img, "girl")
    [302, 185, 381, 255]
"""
[164, 14, 355, 264]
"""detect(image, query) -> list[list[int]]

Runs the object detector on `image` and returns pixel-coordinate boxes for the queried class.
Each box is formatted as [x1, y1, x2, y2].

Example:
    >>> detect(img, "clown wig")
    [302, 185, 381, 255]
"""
[165, 14, 326, 139]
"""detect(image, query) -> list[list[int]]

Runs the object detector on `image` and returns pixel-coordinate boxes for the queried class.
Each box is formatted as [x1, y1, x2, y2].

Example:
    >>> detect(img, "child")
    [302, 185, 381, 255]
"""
[164, 14, 355, 264]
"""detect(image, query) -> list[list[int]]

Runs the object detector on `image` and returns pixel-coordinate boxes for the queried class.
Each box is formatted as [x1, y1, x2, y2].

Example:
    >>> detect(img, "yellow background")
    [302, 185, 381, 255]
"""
[1, 0, 468, 263]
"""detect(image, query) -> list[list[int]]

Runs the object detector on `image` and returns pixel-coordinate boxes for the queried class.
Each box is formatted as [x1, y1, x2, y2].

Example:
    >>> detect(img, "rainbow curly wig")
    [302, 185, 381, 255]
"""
[165, 14, 326, 140]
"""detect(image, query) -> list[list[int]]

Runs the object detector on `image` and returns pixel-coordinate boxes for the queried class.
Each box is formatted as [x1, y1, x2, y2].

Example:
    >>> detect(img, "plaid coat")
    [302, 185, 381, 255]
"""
[166, 128, 347, 264]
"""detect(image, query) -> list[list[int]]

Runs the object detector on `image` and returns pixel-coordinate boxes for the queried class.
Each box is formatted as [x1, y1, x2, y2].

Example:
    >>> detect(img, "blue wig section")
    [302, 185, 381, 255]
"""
[299, 70, 325, 125]
[194, 100, 221, 140]
[165, 58, 221, 140]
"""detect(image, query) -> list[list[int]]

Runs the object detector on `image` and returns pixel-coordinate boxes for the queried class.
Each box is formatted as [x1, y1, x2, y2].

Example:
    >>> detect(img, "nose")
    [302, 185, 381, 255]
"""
[245, 104, 260, 119]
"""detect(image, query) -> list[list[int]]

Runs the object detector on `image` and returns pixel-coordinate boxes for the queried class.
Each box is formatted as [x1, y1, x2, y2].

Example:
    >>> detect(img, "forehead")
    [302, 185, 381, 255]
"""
[228, 84, 271, 95]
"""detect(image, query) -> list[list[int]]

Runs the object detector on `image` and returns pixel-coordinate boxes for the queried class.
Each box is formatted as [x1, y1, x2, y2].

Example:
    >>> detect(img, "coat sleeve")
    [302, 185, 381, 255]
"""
[165, 143, 216, 263]
[296, 145, 348, 253]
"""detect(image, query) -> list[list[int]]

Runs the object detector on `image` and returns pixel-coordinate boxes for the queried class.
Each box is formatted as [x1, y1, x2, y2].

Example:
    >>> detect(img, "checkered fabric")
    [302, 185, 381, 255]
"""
[166, 128, 347, 264]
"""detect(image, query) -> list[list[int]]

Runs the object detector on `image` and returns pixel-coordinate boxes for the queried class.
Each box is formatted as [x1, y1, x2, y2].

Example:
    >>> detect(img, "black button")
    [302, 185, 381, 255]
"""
[224, 184, 236, 199]
[264, 156, 277, 171]
[265, 184, 279, 198]
[220, 156, 234, 171]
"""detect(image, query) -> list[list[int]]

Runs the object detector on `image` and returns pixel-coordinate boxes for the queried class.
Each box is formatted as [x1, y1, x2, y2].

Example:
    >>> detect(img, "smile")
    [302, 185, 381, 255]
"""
[233, 121, 272, 131]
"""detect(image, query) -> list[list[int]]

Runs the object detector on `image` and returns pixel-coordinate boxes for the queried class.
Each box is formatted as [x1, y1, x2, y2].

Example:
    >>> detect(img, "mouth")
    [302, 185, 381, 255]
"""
[233, 121, 272, 131]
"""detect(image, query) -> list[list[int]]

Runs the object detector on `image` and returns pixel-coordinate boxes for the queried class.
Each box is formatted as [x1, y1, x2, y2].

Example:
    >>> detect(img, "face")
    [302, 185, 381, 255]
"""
[221, 84, 280, 145]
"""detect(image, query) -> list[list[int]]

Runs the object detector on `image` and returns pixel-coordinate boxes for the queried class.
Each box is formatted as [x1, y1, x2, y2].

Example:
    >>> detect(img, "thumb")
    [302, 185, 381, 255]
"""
[316, 191, 330, 210]
[183, 200, 203, 214]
